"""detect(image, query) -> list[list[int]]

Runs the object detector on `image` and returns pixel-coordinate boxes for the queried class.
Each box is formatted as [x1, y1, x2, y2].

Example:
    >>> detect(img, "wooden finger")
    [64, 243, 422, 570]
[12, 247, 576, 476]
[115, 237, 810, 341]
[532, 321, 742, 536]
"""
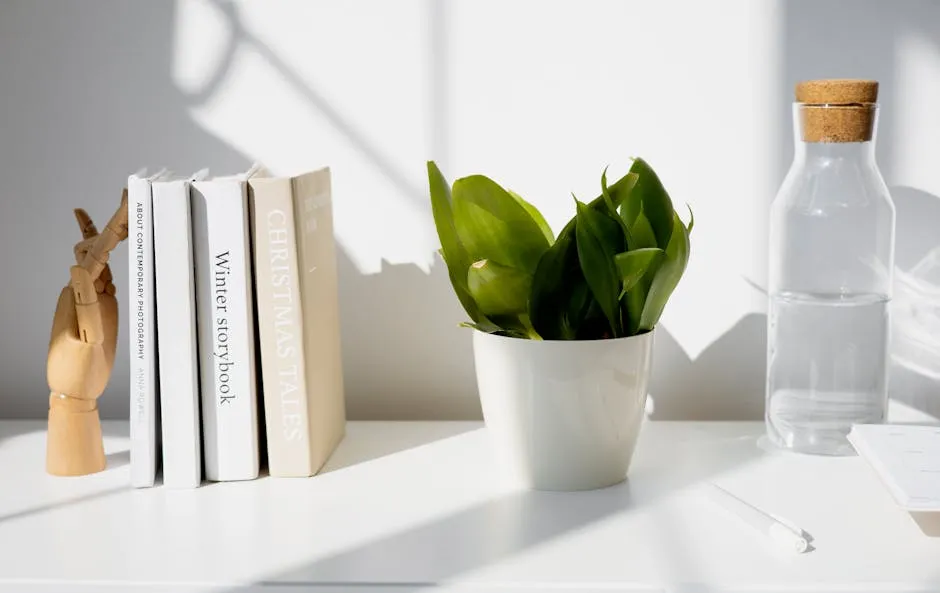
[110, 189, 129, 241]
[79, 191, 129, 281]
[70, 266, 104, 345]
[73, 237, 96, 265]
[99, 264, 112, 286]
[74, 208, 98, 240]
[96, 265, 112, 294]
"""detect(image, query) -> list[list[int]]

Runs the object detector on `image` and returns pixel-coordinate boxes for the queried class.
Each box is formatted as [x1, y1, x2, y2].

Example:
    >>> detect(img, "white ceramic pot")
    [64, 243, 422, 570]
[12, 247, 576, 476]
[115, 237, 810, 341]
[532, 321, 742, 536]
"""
[472, 329, 654, 491]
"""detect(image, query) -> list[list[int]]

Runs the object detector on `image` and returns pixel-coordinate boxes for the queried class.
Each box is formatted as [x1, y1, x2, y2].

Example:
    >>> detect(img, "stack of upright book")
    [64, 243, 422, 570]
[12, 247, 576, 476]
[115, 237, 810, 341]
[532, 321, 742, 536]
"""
[128, 164, 346, 488]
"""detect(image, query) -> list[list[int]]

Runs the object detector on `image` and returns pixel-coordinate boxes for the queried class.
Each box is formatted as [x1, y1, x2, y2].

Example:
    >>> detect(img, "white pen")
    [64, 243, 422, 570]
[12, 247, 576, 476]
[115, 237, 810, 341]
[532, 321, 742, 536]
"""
[705, 483, 810, 554]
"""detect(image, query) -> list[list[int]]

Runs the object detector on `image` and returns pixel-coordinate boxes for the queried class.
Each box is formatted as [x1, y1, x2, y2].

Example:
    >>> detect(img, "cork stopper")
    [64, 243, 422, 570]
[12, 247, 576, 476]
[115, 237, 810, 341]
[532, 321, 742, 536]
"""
[795, 79, 878, 143]
[796, 79, 878, 105]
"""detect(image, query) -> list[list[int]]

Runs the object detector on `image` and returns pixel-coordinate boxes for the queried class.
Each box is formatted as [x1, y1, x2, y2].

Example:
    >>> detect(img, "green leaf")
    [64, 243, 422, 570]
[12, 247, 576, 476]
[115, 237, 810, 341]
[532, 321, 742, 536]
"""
[563, 276, 596, 339]
[601, 166, 635, 248]
[460, 320, 530, 339]
[575, 199, 625, 337]
[452, 175, 551, 274]
[577, 297, 613, 340]
[622, 207, 662, 334]
[494, 328, 532, 339]
[603, 170, 639, 211]
[627, 206, 657, 249]
[619, 161, 673, 335]
[685, 204, 695, 234]
[467, 259, 532, 317]
[459, 320, 502, 333]
[528, 169, 637, 340]
[529, 217, 580, 340]
[509, 190, 554, 244]
[623, 157, 675, 248]
[491, 313, 539, 339]
[427, 161, 486, 324]
[615, 248, 664, 297]
[529, 218, 605, 340]
[600, 166, 618, 215]
[639, 210, 691, 331]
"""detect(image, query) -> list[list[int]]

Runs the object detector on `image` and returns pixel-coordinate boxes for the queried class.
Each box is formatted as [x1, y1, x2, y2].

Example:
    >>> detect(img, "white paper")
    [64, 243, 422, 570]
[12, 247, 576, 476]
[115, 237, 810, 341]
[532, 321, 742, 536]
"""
[848, 424, 940, 511]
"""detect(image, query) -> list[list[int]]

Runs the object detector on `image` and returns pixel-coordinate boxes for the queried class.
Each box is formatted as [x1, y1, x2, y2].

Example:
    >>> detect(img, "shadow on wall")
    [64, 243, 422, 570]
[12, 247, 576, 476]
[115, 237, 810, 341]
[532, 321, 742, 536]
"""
[0, 0, 469, 421]
[337, 249, 480, 420]
[889, 186, 940, 419]
[649, 315, 767, 421]
[0, 1, 250, 419]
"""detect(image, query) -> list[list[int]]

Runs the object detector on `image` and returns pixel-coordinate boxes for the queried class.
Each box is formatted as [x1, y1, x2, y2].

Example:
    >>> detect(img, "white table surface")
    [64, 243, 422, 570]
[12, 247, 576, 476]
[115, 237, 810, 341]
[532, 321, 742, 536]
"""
[1, 411, 939, 593]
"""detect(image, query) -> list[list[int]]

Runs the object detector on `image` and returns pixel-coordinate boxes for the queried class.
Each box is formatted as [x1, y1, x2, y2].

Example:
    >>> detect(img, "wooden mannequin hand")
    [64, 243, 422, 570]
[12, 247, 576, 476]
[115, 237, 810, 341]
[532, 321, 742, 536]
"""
[46, 201, 125, 476]
[46, 250, 119, 409]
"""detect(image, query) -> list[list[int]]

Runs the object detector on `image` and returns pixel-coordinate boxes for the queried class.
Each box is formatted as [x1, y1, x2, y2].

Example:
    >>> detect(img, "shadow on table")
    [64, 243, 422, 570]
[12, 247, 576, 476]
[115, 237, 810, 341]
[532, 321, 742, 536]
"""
[0, 486, 127, 525]
[233, 422, 763, 591]
[105, 450, 130, 469]
[98, 421, 131, 470]
[99, 423, 129, 438]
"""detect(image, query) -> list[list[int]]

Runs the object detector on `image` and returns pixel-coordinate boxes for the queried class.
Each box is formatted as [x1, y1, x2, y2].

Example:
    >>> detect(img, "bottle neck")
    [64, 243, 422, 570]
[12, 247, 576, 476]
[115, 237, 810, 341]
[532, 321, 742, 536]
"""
[794, 140, 876, 167]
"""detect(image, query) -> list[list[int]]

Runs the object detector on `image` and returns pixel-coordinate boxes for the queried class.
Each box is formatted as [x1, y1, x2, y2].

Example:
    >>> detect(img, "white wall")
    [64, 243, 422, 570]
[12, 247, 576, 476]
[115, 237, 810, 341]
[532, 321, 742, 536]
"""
[2, 0, 939, 421]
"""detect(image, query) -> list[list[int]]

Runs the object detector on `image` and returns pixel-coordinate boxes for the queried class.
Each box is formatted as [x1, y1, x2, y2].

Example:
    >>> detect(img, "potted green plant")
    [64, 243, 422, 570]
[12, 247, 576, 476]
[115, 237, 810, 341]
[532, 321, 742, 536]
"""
[427, 158, 692, 490]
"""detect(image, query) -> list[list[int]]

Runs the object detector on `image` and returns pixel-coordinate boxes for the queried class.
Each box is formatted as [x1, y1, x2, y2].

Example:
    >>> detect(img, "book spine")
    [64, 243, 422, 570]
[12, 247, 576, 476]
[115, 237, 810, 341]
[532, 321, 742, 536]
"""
[192, 180, 260, 481]
[152, 181, 202, 488]
[127, 176, 158, 488]
[293, 168, 346, 474]
[250, 179, 312, 477]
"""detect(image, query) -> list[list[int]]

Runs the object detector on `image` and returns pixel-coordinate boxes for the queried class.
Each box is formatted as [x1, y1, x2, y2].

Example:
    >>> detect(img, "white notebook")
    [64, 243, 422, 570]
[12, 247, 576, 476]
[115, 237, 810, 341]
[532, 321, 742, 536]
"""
[848, 424, 940, 511]
[152, 170, 208, 488]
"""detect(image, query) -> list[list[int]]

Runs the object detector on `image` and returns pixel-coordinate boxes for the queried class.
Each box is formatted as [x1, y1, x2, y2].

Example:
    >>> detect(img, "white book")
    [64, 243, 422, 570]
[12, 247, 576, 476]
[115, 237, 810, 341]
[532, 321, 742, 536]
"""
[191, 164, 265, 481]
[152, 170, 208, 489]
[127, 168, 167, 488]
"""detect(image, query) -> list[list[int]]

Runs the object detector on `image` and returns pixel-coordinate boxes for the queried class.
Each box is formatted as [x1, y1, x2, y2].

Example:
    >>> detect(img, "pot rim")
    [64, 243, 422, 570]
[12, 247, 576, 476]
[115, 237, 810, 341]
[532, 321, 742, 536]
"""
[471, 326, 655, 345]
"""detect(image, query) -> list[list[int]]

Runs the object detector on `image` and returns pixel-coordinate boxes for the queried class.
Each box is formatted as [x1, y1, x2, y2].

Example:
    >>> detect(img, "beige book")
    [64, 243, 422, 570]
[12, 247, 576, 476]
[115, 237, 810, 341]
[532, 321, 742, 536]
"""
[249, 168, 345, 477]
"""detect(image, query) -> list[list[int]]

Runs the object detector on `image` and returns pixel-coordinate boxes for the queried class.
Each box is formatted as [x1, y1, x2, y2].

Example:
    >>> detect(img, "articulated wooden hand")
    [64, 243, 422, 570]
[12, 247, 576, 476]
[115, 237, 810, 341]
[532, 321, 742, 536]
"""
[46, 192, 128, 476]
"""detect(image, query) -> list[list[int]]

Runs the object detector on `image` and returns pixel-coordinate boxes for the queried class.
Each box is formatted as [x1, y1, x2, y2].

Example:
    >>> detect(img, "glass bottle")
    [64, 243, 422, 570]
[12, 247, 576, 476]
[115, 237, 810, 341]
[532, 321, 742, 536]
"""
[766, 79, 896, 455]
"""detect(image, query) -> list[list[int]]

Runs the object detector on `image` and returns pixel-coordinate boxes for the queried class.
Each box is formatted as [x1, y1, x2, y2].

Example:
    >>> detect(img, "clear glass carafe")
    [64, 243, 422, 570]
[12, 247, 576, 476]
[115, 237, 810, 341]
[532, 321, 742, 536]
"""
[766, 81, 896, 455]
